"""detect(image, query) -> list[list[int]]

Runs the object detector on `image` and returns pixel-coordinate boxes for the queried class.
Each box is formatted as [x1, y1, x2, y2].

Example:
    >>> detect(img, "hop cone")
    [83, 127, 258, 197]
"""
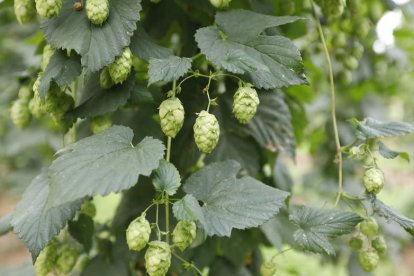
[126, 214, 151, 251]
[35, 0, 63, 18]
[86, 0, 109, 25]
[172, 221, 196, 251]
[10, 99, 31, 129]
[41, 44, 55, 71]
[56, 244, 78, 273]
[18, 86, 33, 101]
[44, 83, 74, 121]
[100, 67, 114, 89]
[80, 200, 97, 218]
[233, 85, 259, 124]
[358, 249, 379, 272]
[363, 168, 384, 194]
[34, 242, 58, 276]
[372, 235, 387, 255]
[90, 114, 112, 134]
[360, 217, 379, 237]
[29, 93, 45, 118]
[209, 0, 231, 8]
[349, 233, 364, 251]
[14, 0, 36, 24]
[321, 0, 344, 18]
[109, 47, 132, 84]
[145, 241, 171, 276]
[193, 111, 220, 153]
[159, 98, 184, 138]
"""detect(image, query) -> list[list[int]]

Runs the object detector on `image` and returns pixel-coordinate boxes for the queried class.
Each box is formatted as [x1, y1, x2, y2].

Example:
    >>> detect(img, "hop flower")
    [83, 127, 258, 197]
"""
[100, 67, 114, 89]
[359, 217, 379, 237]
[232, 85, 259, 124]
[10, 99, 31, 129]
[80, 200, 96, 218]
[321, 0, 344, 18]
[363, 168, 384, 194]
[56, 244, 78, 273]
[90, 114, 112, 134]
[372, 235, 387, 255]
[172, 221, 196, 251]
[349, 233, 364, 251]
[41, 44, 55, 71]
[193, 111, 220, 154]
[260, 260, 277, 276]
[18, 86, 33, 101]
[126, 214, 151, 251]
[35, 0, 63, 18]
[44, 83, 74, 121]
[34, 242, 58, 276]
[14, 0, 36, 24]
[86, 0, 109, 25]
[28, 93, 45, 118]
[145, 241, 171, 276]
[209, 0, 231, 8]
[159, 98, 185, 138]
[109, 47, 133, 84]
[358, 248, 379, 272]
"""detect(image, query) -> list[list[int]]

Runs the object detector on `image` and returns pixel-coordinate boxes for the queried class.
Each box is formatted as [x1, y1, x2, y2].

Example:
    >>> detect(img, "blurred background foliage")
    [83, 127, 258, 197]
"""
[0, 0, 413, 275]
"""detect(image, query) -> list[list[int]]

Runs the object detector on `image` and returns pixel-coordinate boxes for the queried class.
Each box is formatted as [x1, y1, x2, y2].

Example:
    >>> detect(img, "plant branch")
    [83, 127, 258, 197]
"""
[172, 252, 204, 276]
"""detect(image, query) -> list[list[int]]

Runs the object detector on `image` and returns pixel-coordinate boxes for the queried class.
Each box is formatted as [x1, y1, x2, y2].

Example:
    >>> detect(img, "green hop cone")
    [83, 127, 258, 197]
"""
[109, 47, 133, 84]
[159, 97, 185, 138]
[233, 85, 259, 124]
[35, 0, 63, 18]
[100, 67, 114, 89]
[44, 84, 74, 121]
[372, 235, 387, 255]
[363, 168, 384, 194]
[126, 214, 151, 251]
[209, 0, 231, 8]
[279, 0, 295, 15]
[28, 93, 45, 118]
[172, 221, 196, 251]
[10, 99, 31, 129]
[56, 244, 78, 273]
[145, 241, 171, 276]
[260, 260, 277, 276]
[14, 0, 36, 24]
[90, 114, 112, 134]
[358, 248, 379, 272]
[349, 233, 364, 251]
[321, 0, 344, 18]
[86, 0, 109, 25]
[41, 44, 55, 71]
[360, 217, 379, 237]
[193, 110, 220, 154]
[18, 86, 33, 101]
[34, 242, 58, 276]
[80, 200, 96, 218]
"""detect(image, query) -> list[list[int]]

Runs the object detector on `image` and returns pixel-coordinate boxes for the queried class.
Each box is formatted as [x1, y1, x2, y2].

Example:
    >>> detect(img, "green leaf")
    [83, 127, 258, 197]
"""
[68, 214, 94, 252]
[48, 126, 165, 208]
[130, 24, 172, 61]
[11, 170, 82, 260]
[82, 255, 129, 276]
[354, 117, 414, 139]
[372, 199, 414, 235]
[0, 213, 13, 236]
[183, 160, 290, 236]
[378, 141, 410, 161]
[152, 160, 181, 196]
[66, 73, 134, 119]
[289, 206, 363, 255]
[173, 194, 205, 224]
[195, 10, 306, 89]
[148, 56, 192, 86]
[39, 50, 82, 99]
[42, 0, 142, 72]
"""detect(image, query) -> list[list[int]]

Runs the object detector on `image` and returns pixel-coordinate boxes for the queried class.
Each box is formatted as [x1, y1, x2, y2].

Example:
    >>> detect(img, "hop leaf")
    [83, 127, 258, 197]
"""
[363, 168, 384, 194]
[35, 0, 63, 18]
[209, 0, 231, 8]
[260, 260, 277, 276]
[358, 248, 379, 272]
[172, 221, 196, 251]
[193, 111, 220, 154]
[56, 244, 78, 273]
[86, 0, 109, 25]
[41, 44, 55, 71]
[159, 98, 185, 138]
[34, 241, 58, 276]
[14, 0, 36, 24]
[109, 47, 133, 84]
[232, 85, 259, 124]
[126, 214, 151, 251]
[359, 217, 379, 237]
[99, 67, 114, 89]
[145, 241, 171, 276]
[90, 114, 112, 134]
[10, 99, 31, 129]
[372, 235, 387, 255]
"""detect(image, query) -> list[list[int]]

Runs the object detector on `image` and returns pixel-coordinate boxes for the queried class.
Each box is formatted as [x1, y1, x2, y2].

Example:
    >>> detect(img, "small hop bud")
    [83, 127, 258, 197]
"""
[126, 214, 151, 251]
[90, 114, 112, 134]
[14, 0, 36, 24]
[348, 146, 364, 159]
[100, 67, 115, 89]
[10, 99, 31, 129]
[349, 233, 364, 251]
[145, 241, 171, 276]
[34, 242, 58, 276]
[56, 244, 78, 273]
[260, 260, 277, 276]
[358, 248, 379, 272]
[86, 0, 109, 25]
[80, 200, 96, 218]
[232, 85, 259, 124]
[193, 111, 220, 154]
[159, 98, 185, 138]
[41, 44, 55, 71]
[172, 221, 196, 251]
[35, 0, 63, 18]
[209, 0, 231, 8]
[109, 47, 133, 84]
[363, 168, 384, 194]
[371, 235, 387, 255]
[360, 217, 379, 237]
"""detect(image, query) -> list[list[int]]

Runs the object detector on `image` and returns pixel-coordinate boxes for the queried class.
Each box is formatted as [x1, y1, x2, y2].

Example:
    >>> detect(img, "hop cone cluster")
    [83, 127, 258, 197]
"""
[90, 114, 112, 134]
[44, 83, 74, 121]
[14, 0, 36, 24]
[126, 214, 151, 251]
[56, 244, 78, 273]
[159, 98, 184, 138]
[372, 235, 387, 255]
[193, 111, 220, 153]
[358, 248, 379, 272]
[145, 241, 171, 276]
[100, 67, 114, 89]
[318, 0, 344, 18]
[363, 168, 384, 194]
[232, 85, 259, 124]
[172, 221, 196, 251]
[209, 0, 231, 8]
[41, 44, 55, 71]
[34, 242, 58, 276]
[86, 0, 109, 25]
[10, 98, 31, 129]
[109, 47, 133, 84]
[359, 217, 379, 237]
[35, 0, 63, 18]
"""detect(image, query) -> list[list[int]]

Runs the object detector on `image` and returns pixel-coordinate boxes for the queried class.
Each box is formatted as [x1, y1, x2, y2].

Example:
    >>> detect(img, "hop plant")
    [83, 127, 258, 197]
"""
[41, 44, 55, 71]
[145, 241, 171, 276]
[360, 217, 379, 237]
[372, 235, 387, 255]
[108, 47, 133, 84]
[172, 221, 196, 251]
[209, 0, 231, 8]
[193, 110, 220, 154]
[90, 114, 112, 134]
[100, 67, 114, 89]
[44, 83, 74, 121]
[34, 242, 58, 276]
[14, 0, 36, 24]
[35, 0, 63, 18]
[349, 233, 364, 251]
[232, 85, 259, 124]
[18, 86, 33, 101]
[28, 93, 45, 118]
[159, 97, 185, 138]
[358, 248, 379, 272]
[80, 200, 97, 218]
[260, 260, 277, 276]
[363, 168, 384, 194]
[86, 0, 109, 25]
[56, 244, 78, 273]
[126, 214, 151, 251]
[321, 0, 344, 18]
[10, 99, 31, 129]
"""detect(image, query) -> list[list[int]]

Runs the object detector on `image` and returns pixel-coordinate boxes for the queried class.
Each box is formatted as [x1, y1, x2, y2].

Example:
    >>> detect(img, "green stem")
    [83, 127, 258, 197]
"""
[156, 203, 161, 240]
[165, 194, 170, 244]
[172, 252, 204, 276]
[166, 137, 172, 163]
[205, 74, 213, 112]
[191, 53, 203, 60]
[310, 0, 343, 207]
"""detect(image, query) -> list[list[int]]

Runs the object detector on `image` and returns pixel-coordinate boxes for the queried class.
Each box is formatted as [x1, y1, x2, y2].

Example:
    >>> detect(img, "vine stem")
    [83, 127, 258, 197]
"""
[310, 0, 343, 207]
[172, 252, 204, 276]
